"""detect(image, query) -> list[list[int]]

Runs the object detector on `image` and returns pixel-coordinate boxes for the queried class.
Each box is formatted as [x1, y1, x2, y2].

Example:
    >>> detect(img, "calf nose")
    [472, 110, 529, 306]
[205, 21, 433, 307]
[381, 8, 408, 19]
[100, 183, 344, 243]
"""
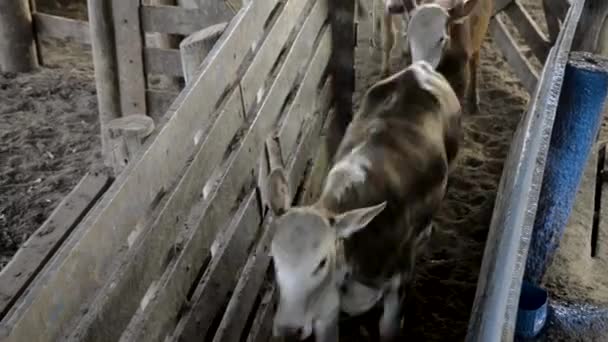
[387, 3, 405, 14]
[274, 325, 304, 340]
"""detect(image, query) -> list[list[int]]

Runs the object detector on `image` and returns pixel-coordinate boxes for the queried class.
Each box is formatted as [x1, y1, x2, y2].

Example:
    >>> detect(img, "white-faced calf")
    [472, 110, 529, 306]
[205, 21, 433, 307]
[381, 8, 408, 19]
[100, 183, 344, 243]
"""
[267, 61, 462, 342]
[406, 0, 492, 113]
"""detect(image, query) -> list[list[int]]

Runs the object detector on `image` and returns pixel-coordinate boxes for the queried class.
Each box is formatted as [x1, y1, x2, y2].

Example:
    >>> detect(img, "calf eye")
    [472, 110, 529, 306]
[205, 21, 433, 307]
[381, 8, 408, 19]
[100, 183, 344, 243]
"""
[312, 257, 328, 275]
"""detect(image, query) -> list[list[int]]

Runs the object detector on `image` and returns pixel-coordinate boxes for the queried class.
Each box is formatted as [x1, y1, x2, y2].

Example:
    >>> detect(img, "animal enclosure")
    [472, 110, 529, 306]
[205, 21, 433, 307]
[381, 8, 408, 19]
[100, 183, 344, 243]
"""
[0, 0, 602, 341]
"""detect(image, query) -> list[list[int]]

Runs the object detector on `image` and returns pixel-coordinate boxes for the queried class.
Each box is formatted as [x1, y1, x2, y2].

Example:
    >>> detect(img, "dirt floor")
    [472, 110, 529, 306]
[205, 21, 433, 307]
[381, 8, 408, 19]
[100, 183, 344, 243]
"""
[0, 0, 99, 270]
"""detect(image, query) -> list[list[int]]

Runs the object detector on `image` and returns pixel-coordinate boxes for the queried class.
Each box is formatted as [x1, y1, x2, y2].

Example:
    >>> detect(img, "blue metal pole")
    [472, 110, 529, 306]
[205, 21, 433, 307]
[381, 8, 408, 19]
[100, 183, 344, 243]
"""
[524, 53, 608, 285]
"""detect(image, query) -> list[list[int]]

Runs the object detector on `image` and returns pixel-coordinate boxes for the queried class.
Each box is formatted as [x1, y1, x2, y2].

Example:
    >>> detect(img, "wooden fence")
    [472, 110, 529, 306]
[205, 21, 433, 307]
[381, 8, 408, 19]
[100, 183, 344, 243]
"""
[0, 0, 351, 340]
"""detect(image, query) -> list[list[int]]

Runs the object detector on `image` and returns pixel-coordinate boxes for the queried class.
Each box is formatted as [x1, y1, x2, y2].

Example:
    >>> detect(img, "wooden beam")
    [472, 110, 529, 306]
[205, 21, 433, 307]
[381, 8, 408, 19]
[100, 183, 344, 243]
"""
[141, 5, 233, 35]
[493, 0, 513, 16]
[112, 0, 147, 116]
[0, 0, 280, 341]
[88, 0, 123, 166]
[0, 0, 38, 71]
[145, 89, 179, 121]
[106, 114, 156, 175]
[143, 47, 183, 77]
[119, 11, 332, 342]
[179, 22, 228, 84]
[543, 0, 570, 44]
[490, 15, 539, 94]
[0, 172, 110, 321]
[504, 1, 550, 64]
[33, 12, 90, 45]
[572, 0, 608, 53]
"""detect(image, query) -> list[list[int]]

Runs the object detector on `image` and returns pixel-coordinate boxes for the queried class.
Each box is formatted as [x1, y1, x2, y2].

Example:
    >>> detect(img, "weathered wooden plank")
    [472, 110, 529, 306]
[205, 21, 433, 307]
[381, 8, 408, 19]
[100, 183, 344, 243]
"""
[0, 172, 110, 320]
[245, 285, 276, 342]
[505, 1, 550, 63]
[146, 89, 179, 121]
[119, 14, 332, 342]
[33, 12, 91, 45]
[490, 15, 539, 94]
[212, 76, 333, 341]
[144, 47, 183, 77]
[239, 0, 324, 111]
[168, 191, 262, 341]
[70, 91, 245, 342]
[113, 0, 147, 116]
[0, 1, 278, 341]
[572, 0, 608, 53]
[141, 4, 233, 35]
[493, 0, 513, 16]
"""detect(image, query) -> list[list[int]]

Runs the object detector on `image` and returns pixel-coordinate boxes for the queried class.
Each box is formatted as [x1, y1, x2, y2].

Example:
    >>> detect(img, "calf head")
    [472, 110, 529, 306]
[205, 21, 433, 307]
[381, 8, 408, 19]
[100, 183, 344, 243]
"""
[266, 169, 387, 341]
[406, 0, 480, 68]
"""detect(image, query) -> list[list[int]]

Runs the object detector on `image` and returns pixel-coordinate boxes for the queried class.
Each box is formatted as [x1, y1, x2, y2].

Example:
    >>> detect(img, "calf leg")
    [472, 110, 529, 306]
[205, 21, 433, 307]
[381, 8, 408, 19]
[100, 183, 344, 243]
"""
[314, 308, 340, 342]
[381, 13, 395, 77]
[379, 275, 403, 341]
[467, 51, 481, 114]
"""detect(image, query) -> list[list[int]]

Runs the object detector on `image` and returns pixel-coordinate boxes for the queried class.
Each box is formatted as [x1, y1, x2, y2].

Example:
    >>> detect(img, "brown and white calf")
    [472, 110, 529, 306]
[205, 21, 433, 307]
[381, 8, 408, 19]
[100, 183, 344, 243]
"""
[406, 0, 492, 113]
[266, 61, 462, 342]
[368, 0, 416, 77]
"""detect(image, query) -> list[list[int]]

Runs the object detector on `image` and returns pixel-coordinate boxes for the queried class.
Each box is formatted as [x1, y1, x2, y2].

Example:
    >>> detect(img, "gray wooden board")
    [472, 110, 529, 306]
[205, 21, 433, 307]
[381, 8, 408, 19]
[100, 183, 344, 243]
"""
[239, 0, 322, 111]
[167, 191, 262, 342]
[494, 0, 514, 16]
[33, 12, 90, 45]
[505, 0, 550, 64]
[144, 47, 183, 77]
[245, 285, 275, 342]
[0, 172, 110, 320]
[490, 15, 539, 94]
[146, 89, 179, 121]
[112, 0, 147, 115]
[141, 4, 233, 36]
[69, 92, 245, 342]
[0, 1, 278, 341]
[119, 13, 332, 342]
[172, 76, 332, 342]
[212, 77, 332, 342]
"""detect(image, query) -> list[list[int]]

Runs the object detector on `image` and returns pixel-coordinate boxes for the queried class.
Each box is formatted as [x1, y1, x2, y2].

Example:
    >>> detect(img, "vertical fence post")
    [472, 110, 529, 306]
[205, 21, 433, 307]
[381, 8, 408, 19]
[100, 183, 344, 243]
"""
[88, 0, 122, 168]
[0, 0, 39, 72]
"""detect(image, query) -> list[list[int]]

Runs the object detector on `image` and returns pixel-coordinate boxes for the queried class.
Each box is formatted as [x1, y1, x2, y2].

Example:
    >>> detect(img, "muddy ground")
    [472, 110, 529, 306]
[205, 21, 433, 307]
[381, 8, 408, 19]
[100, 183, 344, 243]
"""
[0, 0, 98, 270]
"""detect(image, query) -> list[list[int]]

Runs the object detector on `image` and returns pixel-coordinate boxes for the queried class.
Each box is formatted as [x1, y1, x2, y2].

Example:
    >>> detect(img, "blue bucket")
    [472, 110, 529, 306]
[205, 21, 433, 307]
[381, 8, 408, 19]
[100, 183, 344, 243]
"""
[515, 281, 548, 338]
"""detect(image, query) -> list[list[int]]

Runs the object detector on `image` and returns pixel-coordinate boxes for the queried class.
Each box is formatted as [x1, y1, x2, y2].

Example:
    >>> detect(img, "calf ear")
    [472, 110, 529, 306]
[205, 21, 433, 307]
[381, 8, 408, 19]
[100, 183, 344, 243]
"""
[333, 201, 387, 238]
[268, 168, 291, 216]
[448, 0, 478, 23]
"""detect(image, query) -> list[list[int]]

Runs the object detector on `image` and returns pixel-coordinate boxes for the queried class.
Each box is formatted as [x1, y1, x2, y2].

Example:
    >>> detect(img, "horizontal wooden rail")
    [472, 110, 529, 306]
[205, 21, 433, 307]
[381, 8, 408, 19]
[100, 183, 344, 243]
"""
[144, 47, 182, 77]
[145, 89, 179, 121]
[33, 12, 90, 45]
[140, 5, 233, 35]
